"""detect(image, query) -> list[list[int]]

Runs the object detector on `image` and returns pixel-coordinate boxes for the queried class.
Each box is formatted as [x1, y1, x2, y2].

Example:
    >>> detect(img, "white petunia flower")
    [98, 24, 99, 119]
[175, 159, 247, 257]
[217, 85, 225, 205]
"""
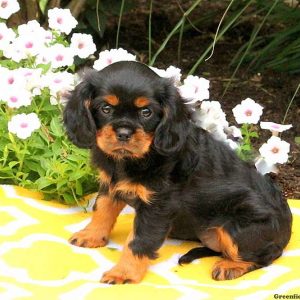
[0, 23, 16, 50]
[42, 71, 75, 99]
[255, 157, 278, 175]
[18, 20, 43, 36]
[150, 66, 167, 77]
[70, 33, 96, 59]
[225, 126, 243, 140]
[35, 46, 51, 65]
[2, 88, 32, 108]
[192, 100, 228, 141]
[8, 113, 41, 139]
[225, 139, 239, 150]
[260, 122, 292, 134]
[12, 34, 44, 58]
[0, 68, 26, 90]
[93, 48, 136, 71]
[165, 66, 182, 85]
[178, 75, 209, 103]
[150, 65, 182, 86]
[3, 43, 25, 62]
[46, 44, 74, 68]
[0, 0, 20, 19]
[50, 95, 58, 105]
[17, 68, 43, 91]
[259, 136, 290, 165]
[48, 8, 78, 35]
[232, 98, 263, 124]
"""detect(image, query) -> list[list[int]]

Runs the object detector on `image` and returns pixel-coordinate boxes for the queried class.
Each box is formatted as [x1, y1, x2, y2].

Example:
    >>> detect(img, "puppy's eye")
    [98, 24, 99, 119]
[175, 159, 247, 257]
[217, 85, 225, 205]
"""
[140, 107, 152, 118]
[101, 104, 113, 114]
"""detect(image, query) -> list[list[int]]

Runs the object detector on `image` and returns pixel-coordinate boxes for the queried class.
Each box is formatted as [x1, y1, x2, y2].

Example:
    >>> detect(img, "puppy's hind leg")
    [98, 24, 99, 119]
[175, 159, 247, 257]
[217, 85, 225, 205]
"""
[210, 227, 258, 280]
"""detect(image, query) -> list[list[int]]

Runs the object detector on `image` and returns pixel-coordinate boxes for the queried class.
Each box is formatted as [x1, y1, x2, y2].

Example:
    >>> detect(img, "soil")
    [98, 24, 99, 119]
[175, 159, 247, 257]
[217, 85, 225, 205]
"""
[99, 0, 300, 198]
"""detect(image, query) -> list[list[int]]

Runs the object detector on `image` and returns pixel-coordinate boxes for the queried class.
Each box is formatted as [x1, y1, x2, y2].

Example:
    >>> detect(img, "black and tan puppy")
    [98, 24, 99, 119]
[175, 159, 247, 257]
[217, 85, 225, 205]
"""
[63, 61, 292, 284]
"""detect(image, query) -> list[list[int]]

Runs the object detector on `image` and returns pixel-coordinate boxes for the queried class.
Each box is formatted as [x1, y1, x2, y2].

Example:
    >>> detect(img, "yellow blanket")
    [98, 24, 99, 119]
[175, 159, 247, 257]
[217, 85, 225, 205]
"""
[0, 185, 299, 300]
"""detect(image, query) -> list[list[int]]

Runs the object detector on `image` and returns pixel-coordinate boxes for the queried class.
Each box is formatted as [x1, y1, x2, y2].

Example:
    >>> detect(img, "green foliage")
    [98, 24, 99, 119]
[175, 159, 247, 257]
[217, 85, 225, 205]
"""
[237, 124, 259, 161]
[82, 0, 136, 38]
[0, 99, 98, 205]
[230, 0, 300, 73]
[0, 19, 98, 205]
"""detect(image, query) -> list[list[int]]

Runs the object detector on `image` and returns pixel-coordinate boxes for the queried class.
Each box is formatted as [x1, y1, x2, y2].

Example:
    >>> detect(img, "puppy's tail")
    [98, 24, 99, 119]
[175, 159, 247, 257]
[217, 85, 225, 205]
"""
[178, 247, 220, 265]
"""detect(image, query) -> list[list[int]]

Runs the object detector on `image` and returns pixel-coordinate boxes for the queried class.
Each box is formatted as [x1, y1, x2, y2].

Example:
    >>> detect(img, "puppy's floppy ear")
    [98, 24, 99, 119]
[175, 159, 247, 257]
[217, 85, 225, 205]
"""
[154, 79, 191, 155]
[63, 69, 98, 149]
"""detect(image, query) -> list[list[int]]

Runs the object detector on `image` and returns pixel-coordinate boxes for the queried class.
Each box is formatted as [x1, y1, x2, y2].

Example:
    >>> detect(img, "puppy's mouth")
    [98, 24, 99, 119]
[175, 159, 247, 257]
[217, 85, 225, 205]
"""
[112, 148, 133, 156]
[96, 125, 153, 159]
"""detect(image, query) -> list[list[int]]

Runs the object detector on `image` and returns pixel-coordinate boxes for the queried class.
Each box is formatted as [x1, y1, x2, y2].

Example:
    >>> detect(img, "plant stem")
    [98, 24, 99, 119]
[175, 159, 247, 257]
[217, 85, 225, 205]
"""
[71, 186, 87, 212]
[177, 17, 185, 65]
[116, 0, 125, 48]
[150, 0, 202, 66]
[96, 0, 101, 32]
[188, 0, 255, 75]
[18, 141, 28, 173]
[222, 0, 279, 97]
[148, 0, 153, 64]
[205, 0, 235, 62]
[282, 82, 300, 125]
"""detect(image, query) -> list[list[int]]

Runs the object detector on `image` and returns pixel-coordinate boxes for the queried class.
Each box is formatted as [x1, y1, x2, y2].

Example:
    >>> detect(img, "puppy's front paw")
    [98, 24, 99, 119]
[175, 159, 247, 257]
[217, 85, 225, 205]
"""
[100, 265, 144, 284]
[69, 229, 108, 248]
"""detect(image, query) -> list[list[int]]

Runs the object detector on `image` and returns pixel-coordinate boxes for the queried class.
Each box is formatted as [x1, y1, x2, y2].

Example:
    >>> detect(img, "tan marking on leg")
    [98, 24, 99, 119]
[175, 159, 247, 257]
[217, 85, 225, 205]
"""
[215, 227, 239, 261]
[101, 231, 149, 284]
[69, 195, 125, 248]
[208, 227, 257, 280]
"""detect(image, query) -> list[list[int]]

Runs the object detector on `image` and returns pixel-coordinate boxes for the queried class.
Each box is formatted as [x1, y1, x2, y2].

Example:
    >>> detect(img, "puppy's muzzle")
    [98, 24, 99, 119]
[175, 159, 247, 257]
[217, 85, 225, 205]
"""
[116, 127, 133, 142]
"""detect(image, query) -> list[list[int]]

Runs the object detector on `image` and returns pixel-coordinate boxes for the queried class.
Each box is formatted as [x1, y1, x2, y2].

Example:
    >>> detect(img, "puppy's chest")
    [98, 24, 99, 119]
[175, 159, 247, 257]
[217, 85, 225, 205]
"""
[99, 170, 153, 206]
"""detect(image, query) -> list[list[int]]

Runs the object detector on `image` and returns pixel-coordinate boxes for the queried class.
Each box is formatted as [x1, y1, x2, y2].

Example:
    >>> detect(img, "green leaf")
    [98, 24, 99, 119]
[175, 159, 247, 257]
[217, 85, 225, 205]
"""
[36, 62, 52, 74]
[39, 0, 49, 14]
[56, 179, 68, 190]
[36, 177, 54, 189]
[3, 145, 9, 162]
[8, 161, 19, 168]
[68, 171, 86, 181]
[295, 136, 300, 145]
[50, 118, 64, 137]
[241, 144, 251, 151]
[63, 193, 76, 205]
[24, 160, 45, 177]
[249, 131, 259, 138]
[76, 180, 83, 196]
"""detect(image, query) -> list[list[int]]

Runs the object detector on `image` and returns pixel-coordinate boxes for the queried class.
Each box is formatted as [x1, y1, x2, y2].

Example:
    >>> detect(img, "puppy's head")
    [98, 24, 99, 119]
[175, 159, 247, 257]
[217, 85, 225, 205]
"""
[63, 61, 190, 159]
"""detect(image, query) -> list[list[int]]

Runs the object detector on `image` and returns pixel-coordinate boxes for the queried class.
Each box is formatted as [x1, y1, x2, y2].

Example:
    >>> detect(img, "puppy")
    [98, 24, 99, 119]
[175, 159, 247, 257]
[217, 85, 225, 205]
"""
[63, 61, 292, 284]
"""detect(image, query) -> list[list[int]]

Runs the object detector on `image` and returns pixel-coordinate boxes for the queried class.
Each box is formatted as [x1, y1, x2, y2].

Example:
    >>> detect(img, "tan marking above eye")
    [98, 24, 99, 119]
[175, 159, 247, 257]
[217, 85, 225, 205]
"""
[134, 97, 150, 108]
[103, 95, 119, 106]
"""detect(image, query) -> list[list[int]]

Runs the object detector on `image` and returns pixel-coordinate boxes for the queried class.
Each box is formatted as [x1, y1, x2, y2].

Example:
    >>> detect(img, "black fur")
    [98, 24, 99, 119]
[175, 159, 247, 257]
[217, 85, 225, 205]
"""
[64, 61, 292, 270]
[178, 247, 219, 265]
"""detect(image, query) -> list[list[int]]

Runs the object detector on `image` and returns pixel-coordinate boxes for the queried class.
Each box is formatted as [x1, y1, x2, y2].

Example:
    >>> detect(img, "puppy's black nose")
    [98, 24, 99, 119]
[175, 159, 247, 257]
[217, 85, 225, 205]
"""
[116, 127, 133, 141]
